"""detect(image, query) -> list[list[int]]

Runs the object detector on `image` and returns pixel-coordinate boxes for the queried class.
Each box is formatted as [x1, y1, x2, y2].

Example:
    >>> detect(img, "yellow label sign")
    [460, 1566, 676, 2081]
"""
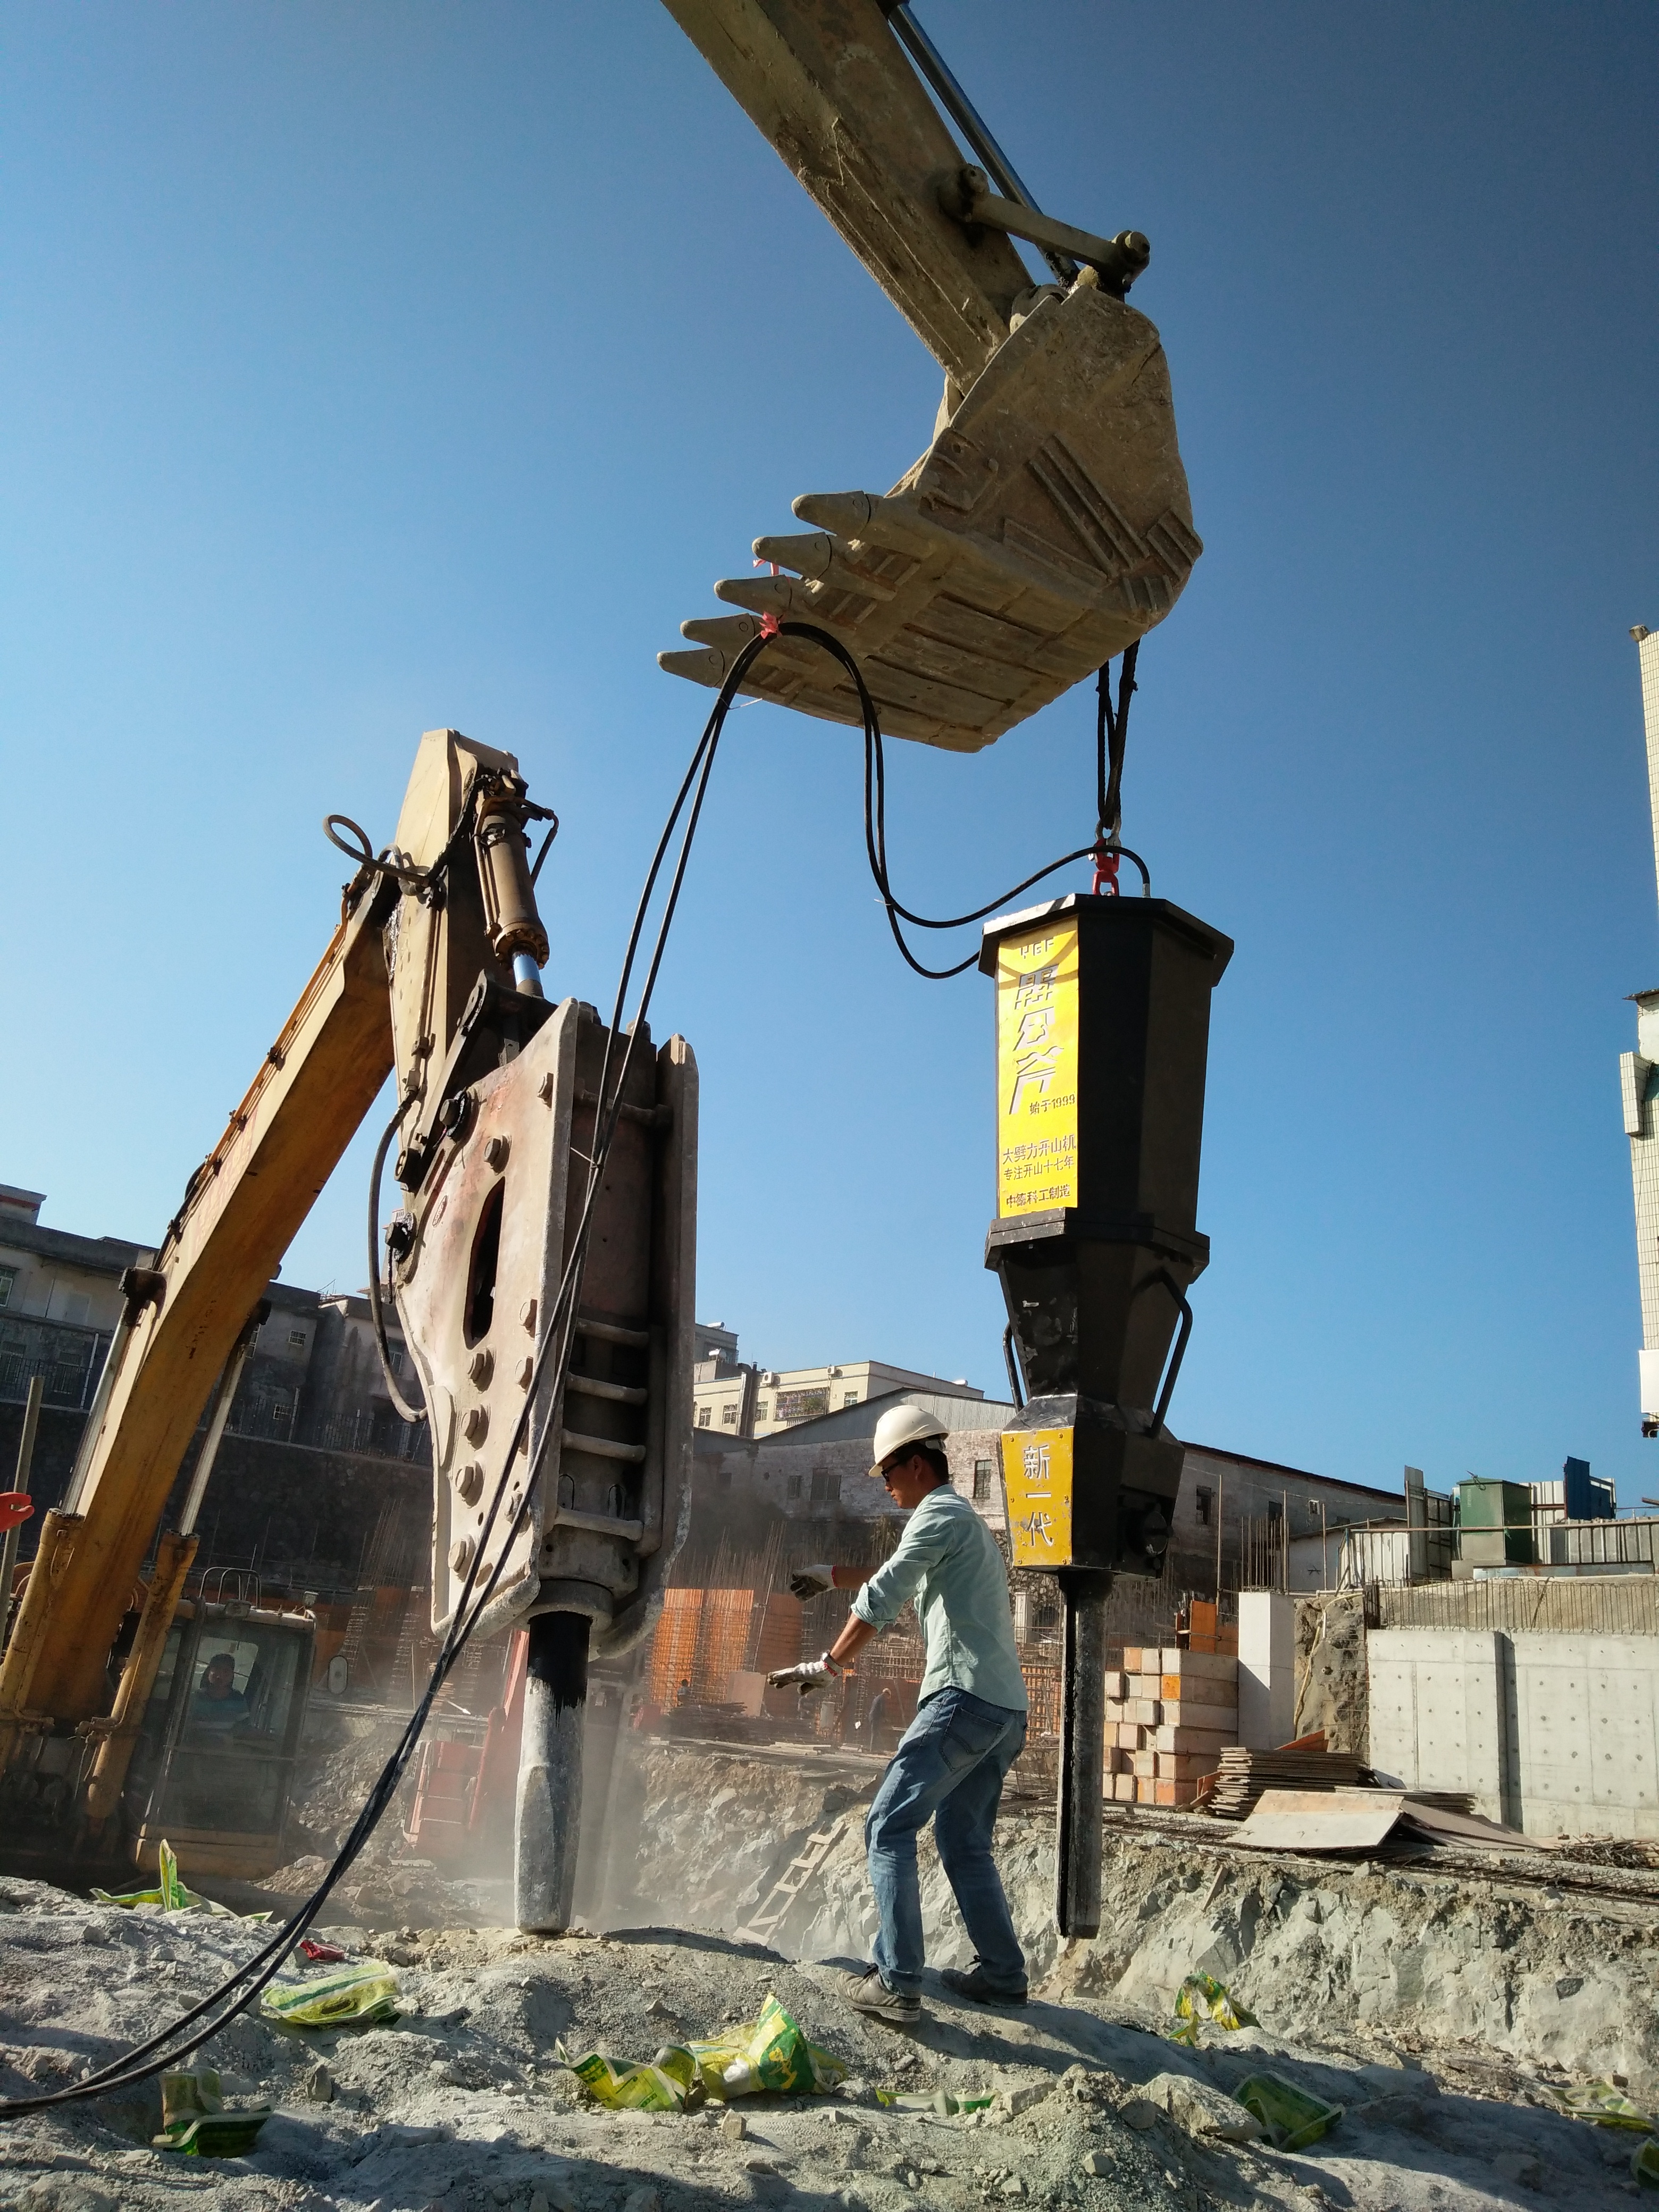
[995, 918, 1080, 1217]
[1001, 1429, 1074, 1567]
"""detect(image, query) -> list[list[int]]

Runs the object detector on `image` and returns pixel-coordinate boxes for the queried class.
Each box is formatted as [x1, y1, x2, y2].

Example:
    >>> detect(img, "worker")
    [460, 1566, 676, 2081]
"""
[767, 1404, 1028, 2022]
[860, 1685, 895, 1753]
[189, 1650, 250, 1734]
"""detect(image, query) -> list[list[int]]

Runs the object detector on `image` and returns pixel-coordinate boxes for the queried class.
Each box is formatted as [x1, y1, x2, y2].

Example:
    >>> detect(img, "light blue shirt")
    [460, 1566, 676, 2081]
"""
[851, 1484, 1028, 1714]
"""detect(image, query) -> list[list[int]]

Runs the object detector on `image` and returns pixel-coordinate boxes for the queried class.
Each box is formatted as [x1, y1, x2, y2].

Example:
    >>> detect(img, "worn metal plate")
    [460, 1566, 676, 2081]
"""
[1231, 1787, 1405, 1854]
[660, 282, 1198, 753]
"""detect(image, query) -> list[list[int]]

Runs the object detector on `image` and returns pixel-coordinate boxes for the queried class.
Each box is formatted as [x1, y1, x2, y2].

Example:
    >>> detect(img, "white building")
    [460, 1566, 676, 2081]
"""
[691, 1321, 985, 1439]
[1626, 626, 1659, 1434]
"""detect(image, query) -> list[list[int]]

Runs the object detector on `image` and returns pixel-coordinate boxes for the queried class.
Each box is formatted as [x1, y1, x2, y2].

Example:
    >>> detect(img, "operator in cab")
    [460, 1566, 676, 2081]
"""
[767, 1404, 1028, 2023]
[189, 1650, 250, 1735]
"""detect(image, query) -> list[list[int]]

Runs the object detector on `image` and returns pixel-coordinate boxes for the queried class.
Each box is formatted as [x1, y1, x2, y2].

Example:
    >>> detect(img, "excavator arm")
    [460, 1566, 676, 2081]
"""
[659, 0, 1200, 754]
[1, 734, 696, 1933]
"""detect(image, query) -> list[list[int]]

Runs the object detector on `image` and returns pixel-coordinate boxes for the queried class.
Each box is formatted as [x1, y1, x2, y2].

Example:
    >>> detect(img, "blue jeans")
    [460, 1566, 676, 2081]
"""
[865, 1687, 1028, 1996]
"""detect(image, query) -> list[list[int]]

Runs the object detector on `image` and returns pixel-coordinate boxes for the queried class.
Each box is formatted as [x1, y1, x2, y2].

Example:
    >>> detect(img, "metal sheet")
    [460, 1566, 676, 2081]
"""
[1231, 1787, 1405, 1853]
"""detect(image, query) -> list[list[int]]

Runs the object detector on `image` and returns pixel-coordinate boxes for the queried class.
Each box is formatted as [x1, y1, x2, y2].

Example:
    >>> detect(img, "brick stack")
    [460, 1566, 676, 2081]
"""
[1104, 1645, 1239, 1806]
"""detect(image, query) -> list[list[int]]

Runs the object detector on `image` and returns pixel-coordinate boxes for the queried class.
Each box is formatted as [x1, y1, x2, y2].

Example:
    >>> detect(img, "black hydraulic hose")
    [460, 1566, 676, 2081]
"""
[366, 1095, 425, 1424]
[1, 623, 1136, 2118]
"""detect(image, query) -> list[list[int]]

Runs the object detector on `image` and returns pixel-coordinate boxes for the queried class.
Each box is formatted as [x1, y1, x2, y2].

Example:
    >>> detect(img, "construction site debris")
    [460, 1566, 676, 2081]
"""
[1205, 1741, 1367, 1819]
[1559, 2077, 1658, 2129]
[90, 1840, 259, 1920]
[153, 2066, 271, 2157]
[1139, 2069, 1264, 2143]
[258, 1956, 400, 2028]
[563, 1991, 846, 2112]
[1234, 2071, 1343, 2150]
[1233, 1786, 1405, 1852]
[1170, 1970, 1257, 2045]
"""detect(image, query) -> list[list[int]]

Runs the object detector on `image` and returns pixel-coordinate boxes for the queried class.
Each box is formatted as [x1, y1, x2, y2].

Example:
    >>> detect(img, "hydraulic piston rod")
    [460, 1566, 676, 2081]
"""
[515, 1610, 590, 1932]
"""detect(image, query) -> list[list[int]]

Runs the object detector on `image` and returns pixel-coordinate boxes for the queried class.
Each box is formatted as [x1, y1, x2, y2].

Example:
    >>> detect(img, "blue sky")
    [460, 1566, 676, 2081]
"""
[3, 3, 1656, 1502]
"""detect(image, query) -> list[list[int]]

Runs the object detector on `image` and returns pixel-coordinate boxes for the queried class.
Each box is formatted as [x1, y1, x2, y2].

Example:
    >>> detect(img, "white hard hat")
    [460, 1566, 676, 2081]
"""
[868, 1403, 948, 1479]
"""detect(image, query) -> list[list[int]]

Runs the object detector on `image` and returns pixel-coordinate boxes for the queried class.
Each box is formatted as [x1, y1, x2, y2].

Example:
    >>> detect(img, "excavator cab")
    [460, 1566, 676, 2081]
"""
[121, 1596, 313, 1880]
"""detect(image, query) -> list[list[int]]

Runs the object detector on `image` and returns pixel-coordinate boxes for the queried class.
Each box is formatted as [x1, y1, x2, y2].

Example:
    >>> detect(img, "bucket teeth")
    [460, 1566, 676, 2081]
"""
[661, 287, 1199, 752]
[679, 615, 764, 648]
[752, 531, 835, 579]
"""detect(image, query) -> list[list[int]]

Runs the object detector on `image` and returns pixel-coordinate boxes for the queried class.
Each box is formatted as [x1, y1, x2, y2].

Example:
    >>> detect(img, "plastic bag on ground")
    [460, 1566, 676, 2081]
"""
[93, 1839, 270, 1921]
[684, 1995, 848, 2099]
[558, 2041, 695, 2113]
[1560, 2081, 1658, 2131]
[261, 1958, 400, 2028]
[154, 2066, 271, 2157]
[1170, 1972, 1258, 2048]
[1234, 2073, 1342, 2152]
[562, 1995, 847, 2110]
[1632, 2138, 1659, 2185]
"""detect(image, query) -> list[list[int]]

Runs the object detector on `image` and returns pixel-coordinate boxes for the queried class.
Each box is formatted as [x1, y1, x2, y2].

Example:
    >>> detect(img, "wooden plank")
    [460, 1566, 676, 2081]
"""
[1233, 1787, 1405, 1853]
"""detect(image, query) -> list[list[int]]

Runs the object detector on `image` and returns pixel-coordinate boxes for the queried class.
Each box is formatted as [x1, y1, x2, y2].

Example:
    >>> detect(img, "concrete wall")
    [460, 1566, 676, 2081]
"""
[1369, 1626, 1659, 1838]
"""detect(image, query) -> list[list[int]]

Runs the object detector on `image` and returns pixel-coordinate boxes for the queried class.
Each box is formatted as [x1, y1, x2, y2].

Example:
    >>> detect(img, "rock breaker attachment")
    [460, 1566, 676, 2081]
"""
[660, 282, 1200, 753]
[385, 731, 696, 1930]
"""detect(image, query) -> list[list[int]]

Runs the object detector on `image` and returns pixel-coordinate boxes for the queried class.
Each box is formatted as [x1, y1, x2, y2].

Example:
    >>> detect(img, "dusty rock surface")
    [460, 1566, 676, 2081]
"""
[11, 1735, 1659, 2212]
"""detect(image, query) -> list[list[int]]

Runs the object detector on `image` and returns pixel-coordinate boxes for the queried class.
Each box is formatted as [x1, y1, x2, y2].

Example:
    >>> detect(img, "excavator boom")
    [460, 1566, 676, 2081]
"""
[659, 0, 1201, 752]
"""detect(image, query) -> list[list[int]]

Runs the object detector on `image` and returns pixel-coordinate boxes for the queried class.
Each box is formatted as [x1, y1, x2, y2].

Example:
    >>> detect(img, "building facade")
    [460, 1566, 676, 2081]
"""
[1627, 627, 1659, 1434]
[690, 1319, 985, 1439]
[0, 1183, 429, 1594]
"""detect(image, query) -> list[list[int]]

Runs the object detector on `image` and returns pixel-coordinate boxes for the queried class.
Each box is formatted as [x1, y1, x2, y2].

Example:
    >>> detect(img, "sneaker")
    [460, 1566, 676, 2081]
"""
[845, 1966, 922, 2024]
[939, 1965, 1028, 2006]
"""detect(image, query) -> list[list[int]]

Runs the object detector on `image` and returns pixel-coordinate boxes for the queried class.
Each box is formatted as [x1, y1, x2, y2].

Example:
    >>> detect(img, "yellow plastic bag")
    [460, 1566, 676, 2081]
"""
[261, 1958, 400, 2028]
[1560, 2081, 1658, 2132]
[1170, 1973, 1258, 2048]
[562, 1996, 847, 2110]
[684, 1995, 848, 2100]
[1234, 2073, 1341, 2152]
[559, 2042, 695, 2113]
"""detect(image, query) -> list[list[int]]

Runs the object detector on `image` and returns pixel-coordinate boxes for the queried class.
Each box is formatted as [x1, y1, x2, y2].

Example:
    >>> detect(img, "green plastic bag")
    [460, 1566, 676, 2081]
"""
[1561, 2081, 1658, 2132]
[1170, 1973, 1259, 2048]
[562, 1996, 847, 2110]
[93, 1839, 266, 1920]
[684, 1995, 848, 2100]
[261, 1958, 400, 2029]
[153, 2066, 271, 2157]
[559, 2042, 695, 2113]
[1633, 2140, 1659, 2186]
[1234, 2073, 1342, 2152]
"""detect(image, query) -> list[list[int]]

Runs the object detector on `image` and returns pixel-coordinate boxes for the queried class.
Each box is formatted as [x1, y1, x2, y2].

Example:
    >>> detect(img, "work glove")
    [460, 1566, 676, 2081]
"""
[766, 1653, 843, 1697]
[788, 1563, 836, 1600]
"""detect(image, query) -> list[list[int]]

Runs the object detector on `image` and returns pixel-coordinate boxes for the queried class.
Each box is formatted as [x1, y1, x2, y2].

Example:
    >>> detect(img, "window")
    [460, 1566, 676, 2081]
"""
[973, 1459, 993, 1502]
[1267, 1499, 1283, 1524]
[786, 1474, 803, 1501]
[288, 1330, 308, 1351]
[0, 1267, 15, 1309]
[842, 1390, 859, 1407]
[1195, 1486, 1213, 1527]
[697, 1406, 711, 1428]
[755, 1401, 769, 1422]
[721, 1403, 738, 1426]
[387, 1345, 404, 1377]
[809, 1469, 842, 1505]
[1032, 1598, 1060, 1631]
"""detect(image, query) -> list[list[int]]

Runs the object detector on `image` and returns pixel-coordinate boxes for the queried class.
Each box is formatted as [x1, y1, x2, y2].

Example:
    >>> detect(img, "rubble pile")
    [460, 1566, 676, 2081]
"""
[0, 1871, 1645, 2212]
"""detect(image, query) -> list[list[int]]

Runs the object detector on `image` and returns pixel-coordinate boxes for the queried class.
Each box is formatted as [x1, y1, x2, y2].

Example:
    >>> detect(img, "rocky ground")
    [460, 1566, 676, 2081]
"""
[4, 1731, 1657, 2212]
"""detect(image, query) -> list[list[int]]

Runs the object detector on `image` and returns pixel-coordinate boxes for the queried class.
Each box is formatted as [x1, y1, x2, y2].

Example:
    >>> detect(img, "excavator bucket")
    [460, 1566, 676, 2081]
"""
[659, 278, 1199, 752]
